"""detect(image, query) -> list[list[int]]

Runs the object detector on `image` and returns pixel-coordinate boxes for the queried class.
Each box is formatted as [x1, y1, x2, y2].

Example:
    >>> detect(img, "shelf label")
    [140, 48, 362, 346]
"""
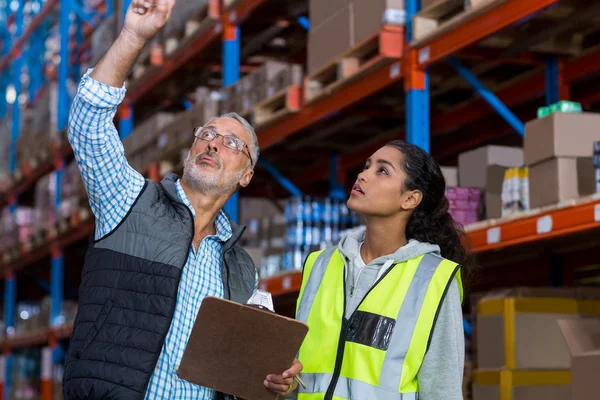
[158, 134, 168, 149]
[537, 215, 553, 234]
[418, 47, 431, 63]
[390, 63, 401, 79]
[0, 356, 4, 384]
[486, 227, 501, 245]
[595, 204, 600, 222]
[41, 347, 52, 380]
[283, 276, 292, 290]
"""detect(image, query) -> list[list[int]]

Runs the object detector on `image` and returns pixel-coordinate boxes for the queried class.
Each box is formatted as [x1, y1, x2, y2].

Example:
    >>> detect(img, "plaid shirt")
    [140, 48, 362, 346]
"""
[69, 69, 240, 399]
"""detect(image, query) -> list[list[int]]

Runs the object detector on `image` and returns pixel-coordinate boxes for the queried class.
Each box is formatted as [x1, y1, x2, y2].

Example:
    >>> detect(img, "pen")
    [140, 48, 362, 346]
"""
[294, 375, 307, 390]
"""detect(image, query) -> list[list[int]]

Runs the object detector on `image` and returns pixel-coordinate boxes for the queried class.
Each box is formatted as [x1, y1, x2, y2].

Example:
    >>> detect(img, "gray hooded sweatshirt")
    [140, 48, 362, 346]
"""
[338, 228, 465, 400]
[290, 228, 464, 400]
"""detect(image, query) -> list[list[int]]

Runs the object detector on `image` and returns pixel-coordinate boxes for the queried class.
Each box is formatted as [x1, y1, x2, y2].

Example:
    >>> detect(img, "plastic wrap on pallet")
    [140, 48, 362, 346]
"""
[34, 172, 57, 233]
[188, 88, 221, 129]
[221, 81, 244, 114]
[0, 207, 35, 252]
[91, 13, 118, 66]
[59, 160, 85, 219]
[131, 112, 178, 153]
[0, 117, 10, 177]
[446, 187, 483, 226]
[163, 0, 210, 39]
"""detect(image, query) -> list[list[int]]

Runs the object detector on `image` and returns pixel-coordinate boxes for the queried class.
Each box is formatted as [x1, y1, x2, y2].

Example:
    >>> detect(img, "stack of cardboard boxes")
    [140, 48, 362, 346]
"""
[0, 117, 10, 183]
[308, 0, 405, 75]
[524, 112, 600, 208]
[221, 61, 303, 116]
[472, 287, 600, 400]
[459, 145, 525, 220]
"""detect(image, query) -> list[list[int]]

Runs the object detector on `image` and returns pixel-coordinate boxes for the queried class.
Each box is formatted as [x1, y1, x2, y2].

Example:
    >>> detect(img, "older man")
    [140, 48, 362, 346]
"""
[63, 0, 301, 399]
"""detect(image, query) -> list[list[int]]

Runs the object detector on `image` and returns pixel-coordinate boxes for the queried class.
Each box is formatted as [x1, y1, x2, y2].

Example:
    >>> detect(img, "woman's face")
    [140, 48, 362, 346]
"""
[347, 146, 415, 217]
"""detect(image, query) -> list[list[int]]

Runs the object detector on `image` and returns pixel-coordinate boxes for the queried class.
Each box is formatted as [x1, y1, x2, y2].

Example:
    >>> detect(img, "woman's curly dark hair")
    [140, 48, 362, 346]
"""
[386, 140, 475, 277]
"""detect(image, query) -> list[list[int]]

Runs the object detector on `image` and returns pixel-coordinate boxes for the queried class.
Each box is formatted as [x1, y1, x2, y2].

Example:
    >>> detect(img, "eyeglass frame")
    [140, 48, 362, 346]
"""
[193, 126, 254, 167]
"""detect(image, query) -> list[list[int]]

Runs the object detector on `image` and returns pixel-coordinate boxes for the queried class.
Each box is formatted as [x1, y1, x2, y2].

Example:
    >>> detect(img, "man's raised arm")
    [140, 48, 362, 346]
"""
[68, 0, 176, 239]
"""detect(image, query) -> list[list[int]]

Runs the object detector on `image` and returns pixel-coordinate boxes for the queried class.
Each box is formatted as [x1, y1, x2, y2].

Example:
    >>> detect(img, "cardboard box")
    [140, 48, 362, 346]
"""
[477, 296, 587, 370]
[308, 6, 354, 75]
[558, 318, 600, 400]
[524, 113, 600, 166]
[472, 370, 571, 400]
[459, 145, 524, 188]
[353, 0, 405, 44]
[441, 166, 458, 187]
[484, 165, 508, 219]
[309, 0, 353, 27]
[528, 157, 595, 208]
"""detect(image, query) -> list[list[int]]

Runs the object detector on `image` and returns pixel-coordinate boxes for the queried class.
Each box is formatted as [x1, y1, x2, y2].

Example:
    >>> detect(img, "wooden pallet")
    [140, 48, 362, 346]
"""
[304, 25, 404, 104]
[253, 84, 302, 130]
[413, 0, 508, 43]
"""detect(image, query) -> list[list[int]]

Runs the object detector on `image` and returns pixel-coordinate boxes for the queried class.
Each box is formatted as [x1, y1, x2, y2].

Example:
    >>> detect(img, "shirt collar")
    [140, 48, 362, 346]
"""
[175, 179, 232, 243]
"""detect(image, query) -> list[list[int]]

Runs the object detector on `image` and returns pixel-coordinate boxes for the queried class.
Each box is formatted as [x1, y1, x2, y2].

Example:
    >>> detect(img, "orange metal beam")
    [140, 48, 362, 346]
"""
[468, 198, 600, 253]
[258, 61, 403, 150]
[258, 271, 302, 297]
[415, 0, 561, 67]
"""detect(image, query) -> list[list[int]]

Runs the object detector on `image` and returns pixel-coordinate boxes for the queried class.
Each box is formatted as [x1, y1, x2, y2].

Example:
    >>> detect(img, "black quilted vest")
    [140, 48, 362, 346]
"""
[63, 173, 256, 399]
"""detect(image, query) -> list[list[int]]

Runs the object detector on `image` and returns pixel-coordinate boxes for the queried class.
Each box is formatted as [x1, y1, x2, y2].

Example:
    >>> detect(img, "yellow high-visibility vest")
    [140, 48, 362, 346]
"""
[296, 247, 463, 400]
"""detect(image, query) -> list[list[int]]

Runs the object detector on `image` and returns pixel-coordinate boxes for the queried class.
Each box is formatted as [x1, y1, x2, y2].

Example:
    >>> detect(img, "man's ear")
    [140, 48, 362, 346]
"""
[239, 168, 254, 188]
[401, 190, 423, 211]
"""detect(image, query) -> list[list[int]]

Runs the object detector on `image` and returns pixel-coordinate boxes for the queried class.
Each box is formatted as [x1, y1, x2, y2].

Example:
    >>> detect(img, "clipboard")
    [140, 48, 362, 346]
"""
[177, 296, 309, 400]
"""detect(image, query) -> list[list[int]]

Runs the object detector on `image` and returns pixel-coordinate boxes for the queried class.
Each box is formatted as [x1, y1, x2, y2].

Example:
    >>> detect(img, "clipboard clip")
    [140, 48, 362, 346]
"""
[246, 289, 275, 313]
[246, 290, 307, 391]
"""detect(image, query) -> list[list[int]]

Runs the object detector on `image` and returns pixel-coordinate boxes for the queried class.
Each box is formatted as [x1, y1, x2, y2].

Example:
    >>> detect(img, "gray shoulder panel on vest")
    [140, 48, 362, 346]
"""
[94, 180, 193, 269]
[378, 253, 443, 392]
[296, 247, 337, 323]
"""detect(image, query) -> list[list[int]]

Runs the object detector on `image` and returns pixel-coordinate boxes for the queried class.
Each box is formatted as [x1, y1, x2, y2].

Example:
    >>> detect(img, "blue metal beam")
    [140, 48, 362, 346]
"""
[106, 0, 114, 17]
[58, 0, 71, 132]
[405, 0, 420, 42]
[123, 0, 132, 21]
[223, 23, 241, 222]
[449, 57, 525, 136]
[296, 16, 310, 31]
[545, 56, 559, 106]
[119, 106, 134, 139]
[329, 153, 346, 200]
[70, 1, 97, 27]
[10, 0, 25, 174]
[118, 0, 134, 138]
[259, 157, 302, 197]
[405, 0, 430, 153]
[4, 272, 16, 399]
[406, 79, 430, 153]
[72, 0, 84, 80]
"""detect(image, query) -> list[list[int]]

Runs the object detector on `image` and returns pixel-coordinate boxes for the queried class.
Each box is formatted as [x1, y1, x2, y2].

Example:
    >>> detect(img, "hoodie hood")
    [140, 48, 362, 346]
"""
[338, 226, 441, 272]
[338, 226, 442, 319]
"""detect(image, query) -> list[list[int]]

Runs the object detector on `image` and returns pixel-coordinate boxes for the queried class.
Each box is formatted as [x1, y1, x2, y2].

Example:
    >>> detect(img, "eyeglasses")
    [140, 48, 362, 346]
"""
[193, 126, 253, 166]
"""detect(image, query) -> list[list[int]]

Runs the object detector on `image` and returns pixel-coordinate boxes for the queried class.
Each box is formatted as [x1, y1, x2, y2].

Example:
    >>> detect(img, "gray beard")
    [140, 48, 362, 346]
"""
[182, 151, 244, 197]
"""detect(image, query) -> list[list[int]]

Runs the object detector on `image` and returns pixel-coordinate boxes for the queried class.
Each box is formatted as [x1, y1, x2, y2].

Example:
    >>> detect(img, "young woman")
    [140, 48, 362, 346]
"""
[287, 140, 472, 399]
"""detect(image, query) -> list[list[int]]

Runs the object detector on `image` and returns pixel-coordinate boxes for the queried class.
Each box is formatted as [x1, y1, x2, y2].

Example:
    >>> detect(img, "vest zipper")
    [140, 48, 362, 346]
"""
[324, 261, 399, 399]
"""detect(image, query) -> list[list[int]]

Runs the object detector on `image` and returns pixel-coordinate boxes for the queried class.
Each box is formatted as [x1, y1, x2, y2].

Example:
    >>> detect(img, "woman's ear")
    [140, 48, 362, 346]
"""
[401, 190, 423, 211]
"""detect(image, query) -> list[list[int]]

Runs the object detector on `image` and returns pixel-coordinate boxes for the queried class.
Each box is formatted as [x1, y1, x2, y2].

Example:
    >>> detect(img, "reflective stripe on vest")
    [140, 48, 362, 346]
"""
[299, 372, 418, 400]
[296, 249, 462, 399]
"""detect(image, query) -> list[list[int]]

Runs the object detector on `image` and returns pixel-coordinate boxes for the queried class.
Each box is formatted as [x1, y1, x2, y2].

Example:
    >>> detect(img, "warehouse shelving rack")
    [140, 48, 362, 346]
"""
[1, 0, 600, 398]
